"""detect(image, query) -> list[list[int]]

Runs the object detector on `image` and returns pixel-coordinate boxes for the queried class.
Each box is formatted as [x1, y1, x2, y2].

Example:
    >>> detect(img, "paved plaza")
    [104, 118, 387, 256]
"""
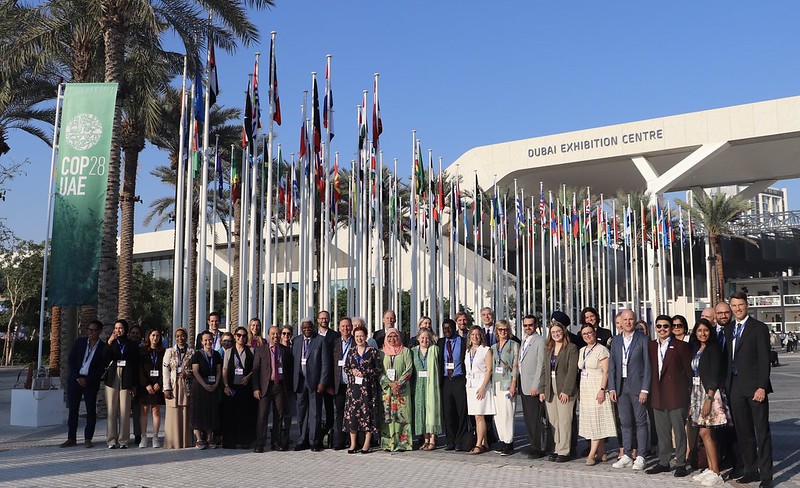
[0, 353, 798, 488]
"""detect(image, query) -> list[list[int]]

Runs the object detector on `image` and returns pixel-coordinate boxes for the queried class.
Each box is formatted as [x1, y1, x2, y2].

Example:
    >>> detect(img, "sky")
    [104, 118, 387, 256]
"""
[4, 1, 800, 242]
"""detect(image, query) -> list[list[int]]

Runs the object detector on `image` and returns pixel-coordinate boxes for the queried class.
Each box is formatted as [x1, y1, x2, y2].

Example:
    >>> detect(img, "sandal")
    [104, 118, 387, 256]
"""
[469, 445, 487, 455]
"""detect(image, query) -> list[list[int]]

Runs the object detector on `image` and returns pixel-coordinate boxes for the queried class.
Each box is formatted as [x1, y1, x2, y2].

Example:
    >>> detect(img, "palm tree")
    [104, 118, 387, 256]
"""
[677, 192, 753, 305]
[0, 73, 56, 157]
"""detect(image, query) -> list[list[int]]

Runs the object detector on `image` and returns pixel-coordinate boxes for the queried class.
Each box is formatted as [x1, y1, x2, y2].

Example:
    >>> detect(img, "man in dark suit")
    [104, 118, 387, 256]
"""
[292, 318, 332, 451]
[480, 307, 496, 347]
[609, 309, 651, 471]
[645, 315, 693, 477]
[725, 292, 773, 488]
[195, 311, 222, 351]
[330, 316, 353, 450]
[437, 318, 469, 451]
[373, 309, 407, 348]
[252, 326, 293, 452]
[315, 310, 339, 447]
[61, 320, 108, 448]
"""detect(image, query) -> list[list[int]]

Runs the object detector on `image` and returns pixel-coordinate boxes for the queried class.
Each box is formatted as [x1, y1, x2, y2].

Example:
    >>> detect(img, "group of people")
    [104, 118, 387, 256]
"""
[62, 293, 773, 487]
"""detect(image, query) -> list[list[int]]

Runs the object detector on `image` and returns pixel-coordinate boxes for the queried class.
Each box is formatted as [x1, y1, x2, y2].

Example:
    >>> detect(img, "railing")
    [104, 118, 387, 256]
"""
[728, 209, 800, 236]
[784, 294, 800, 306]
[766, 321, 800, 332]
[748, 295, 782, 307]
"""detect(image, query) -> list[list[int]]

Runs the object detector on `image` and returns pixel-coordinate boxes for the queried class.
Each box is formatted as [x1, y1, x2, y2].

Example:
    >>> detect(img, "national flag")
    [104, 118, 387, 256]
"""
[333, 154, 341, 205]
[679, 210, 686, 246]
[584, 194, 591, 234]
[413, 141, 425, 196]
[231, 150, 240, 204]
[251, 58, 261, 136]
[358, 98, 367, 151]
[571, 202, 579, 239]
[277, 147, 286, 205]
[539, 184, 547, 229]
[312, 76, 322, 155]
[298, 122, 307, 165]
[242, 81, 253, 149]
[269, 35, 281, 125]
[473, 175, 482, 239]
[193, 65, 205, 125]
[437, 173, 445, 215]
[208, 36, 219, 106]
[215, 139, 223, 198]
[515, 192, 525, 238]
[372, 76, 382, 149]
[323, 58, 334, 140]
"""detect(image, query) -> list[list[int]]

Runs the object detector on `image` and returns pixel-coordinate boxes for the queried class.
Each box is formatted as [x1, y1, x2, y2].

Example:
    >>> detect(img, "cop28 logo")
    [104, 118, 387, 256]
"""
[65, 113, 103, 151]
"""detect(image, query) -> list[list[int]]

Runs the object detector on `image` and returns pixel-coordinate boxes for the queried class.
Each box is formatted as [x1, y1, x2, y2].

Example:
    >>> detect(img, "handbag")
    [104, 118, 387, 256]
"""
[99, 360, 114, 383]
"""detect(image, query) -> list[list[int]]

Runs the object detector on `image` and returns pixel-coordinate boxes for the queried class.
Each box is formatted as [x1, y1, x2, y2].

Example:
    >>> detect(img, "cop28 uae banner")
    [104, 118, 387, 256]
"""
[48, 83, 118, 306]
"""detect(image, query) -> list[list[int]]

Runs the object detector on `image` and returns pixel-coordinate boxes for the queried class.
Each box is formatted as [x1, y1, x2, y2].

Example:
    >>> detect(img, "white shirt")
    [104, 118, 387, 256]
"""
[79, 338, 100, 376]
[657, 337, 671, 379]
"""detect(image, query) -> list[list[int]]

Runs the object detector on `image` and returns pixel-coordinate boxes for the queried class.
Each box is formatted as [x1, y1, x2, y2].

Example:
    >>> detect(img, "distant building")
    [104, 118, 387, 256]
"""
[708, 185, 788, 217]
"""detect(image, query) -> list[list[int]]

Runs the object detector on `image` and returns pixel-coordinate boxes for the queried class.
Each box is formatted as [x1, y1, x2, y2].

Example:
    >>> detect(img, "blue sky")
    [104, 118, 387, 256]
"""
[4, 1, 800, 241]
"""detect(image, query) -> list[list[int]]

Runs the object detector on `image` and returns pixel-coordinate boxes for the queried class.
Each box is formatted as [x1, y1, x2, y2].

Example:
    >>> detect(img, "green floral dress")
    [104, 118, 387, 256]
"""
[379, 348, 413, 451]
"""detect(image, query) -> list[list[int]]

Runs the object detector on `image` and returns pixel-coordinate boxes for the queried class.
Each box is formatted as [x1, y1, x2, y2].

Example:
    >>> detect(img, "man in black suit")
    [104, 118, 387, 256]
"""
[437, 318, 469, 451]
[61, 320, 107, 448]
[195, 311, 222, 351]
[315, 310, 339, 447]
[292, 318, 332, 451]
[725, 292, 773, 488]
[330, 316, 353, 450]
[373, 309, 407, 348]
[252, 326, 293, 452]
[480, 307, 496, 347]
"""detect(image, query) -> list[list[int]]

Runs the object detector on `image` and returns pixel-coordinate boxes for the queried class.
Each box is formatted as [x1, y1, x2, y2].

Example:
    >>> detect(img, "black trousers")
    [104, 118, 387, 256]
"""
[296, 375, 323, 446]
[255, 382, 286, 449]
[441, 375, 468, 447]
[521, 393, 545, 452]
[729, 381, 773, 481]
[322, 388, 334, 442]
[332, 384, 347, 447]
[67, 378, 100, 441]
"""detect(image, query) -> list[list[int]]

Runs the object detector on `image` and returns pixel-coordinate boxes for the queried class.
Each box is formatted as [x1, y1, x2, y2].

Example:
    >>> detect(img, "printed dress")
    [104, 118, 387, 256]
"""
[689, 348, 732, 428]
[379, 348, 413, 451]
[342, 346, 380, 435]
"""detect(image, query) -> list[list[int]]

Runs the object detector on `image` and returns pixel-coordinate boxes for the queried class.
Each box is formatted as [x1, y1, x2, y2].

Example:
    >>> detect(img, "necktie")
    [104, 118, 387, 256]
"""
[732, 323, 743, 375]
[270, 346, 278, 383]
[446, 339, 454, 377]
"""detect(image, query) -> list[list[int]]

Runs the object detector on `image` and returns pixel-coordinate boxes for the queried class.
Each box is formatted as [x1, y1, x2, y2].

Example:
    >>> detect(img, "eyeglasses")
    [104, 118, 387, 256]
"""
[655, 323, 672, 329]
[497, 328, 509, 333]
[235, 333, 246, 338]
[522, 323, 535, 327]
[672, 323, 685, 328]
[281, 332, 291, 336]
[581, 331, 594, 337]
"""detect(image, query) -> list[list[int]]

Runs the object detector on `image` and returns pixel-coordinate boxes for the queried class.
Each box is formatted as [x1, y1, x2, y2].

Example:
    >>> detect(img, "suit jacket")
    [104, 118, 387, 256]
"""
[436, 334, 468, 378]
[518, 333, 545, 395]
[292, 333, 332, 393]
[608, 331, 651, 395]
[539, 343, 579, 401]
[724, 316, 772, 395]
[318, 328, 340, 349]
[67, 337, 108, 388]
[647, 337, 692, 410]
[252, 343, 292, 394]
[103, 338, 140, 389]
[332, 336, 354, 391]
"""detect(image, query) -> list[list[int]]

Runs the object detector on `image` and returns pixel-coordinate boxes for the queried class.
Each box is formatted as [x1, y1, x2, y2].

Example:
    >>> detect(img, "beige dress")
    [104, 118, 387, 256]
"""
[577, 344, 617, 440]
[162, 346, 194, 448]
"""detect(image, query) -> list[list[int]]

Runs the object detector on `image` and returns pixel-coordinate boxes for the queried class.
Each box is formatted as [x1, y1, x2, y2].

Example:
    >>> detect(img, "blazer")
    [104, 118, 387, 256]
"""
[162, 345, 194, 394]
[608, 331, 651, 395]
[691, 341, 723, 394]
[491, 340, 520, 391]
[518, 333, 545, 395]
[539, 343, 579, 401]
[647, 337, 692, 410]
[222, 346, 254, 388]
[67, 337, 108, 387]
[103, 338, 140, 389]
[724, 316, 773, 395]
[436, 334, 468, 378]
[292, 333, 332, 393]
[332, 336, 354, 391]
[251, 343, 292, 394]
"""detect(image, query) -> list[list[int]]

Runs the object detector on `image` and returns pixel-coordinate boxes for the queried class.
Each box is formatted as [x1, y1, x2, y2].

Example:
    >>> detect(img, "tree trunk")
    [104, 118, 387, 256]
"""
[231, 199, 241, 329]
[61, 307, 78, 387]
[118, 116, 145, 321]
[189, 206, 199, 339]
[97, 0, 129, 327]
[48, 306, 61, 376]
[712, 236, 725, 304]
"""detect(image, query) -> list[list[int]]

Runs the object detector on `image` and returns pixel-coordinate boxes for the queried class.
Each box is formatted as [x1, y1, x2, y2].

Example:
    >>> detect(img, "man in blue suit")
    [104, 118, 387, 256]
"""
[61, 320, 108, 448]
[609, 309, 651, 471]
[293, 318, 332, 452]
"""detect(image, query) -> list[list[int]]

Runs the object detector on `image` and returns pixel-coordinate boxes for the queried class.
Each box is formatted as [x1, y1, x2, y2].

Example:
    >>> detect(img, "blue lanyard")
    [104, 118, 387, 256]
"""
[150, 351, 158, 366]
[692, 348, 703, 375]
[469, 348, 476, 370]
[418, 348, 428, 369]
[550, 352, 557, 370]
[205, 352, 214, 371]
[355, 347, 366, 367]
[342, 338, 352, 358]
[622, 335, 633, 364]
[117, 340, 126, 356]
[582, 345, 595, 370]
[177, 347, 185, 364]
[234, 349, 243, 368]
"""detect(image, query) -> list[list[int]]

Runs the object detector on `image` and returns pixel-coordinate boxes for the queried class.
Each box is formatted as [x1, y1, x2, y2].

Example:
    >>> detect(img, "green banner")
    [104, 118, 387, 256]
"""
[49, 83, 118, 306]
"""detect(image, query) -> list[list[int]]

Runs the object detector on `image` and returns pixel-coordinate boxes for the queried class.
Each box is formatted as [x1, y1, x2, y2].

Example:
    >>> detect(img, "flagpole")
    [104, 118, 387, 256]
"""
[514, 180, 521, 327]
[226, 144, 234, 327]
[539, 184, 546, 322]
[687, 191, 697, 311]
[196, 22, 214, 328]
[172, 59, 188, 329]
[333, 152, 340, 323]
[209, 134, 219, 315]
[183, 79, 196, 331]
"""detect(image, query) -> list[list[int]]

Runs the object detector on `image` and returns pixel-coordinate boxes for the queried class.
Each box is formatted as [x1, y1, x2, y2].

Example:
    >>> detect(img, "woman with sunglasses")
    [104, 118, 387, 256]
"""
[491, 319, 519, 456]
[163, 327, 194, 449]
[221, 326, 256, 449]
[103, 319, 140, 449]
[672, 315, 690, 342]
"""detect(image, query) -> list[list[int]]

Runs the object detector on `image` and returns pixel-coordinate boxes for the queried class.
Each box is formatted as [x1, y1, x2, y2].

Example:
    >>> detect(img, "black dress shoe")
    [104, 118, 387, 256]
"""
[493, 442, 506, 454]
[360, 449, 370, 454]
[454, 444, 464, 452]
[347, 449, 358, 454]
[674, 467, 688, 477]
[547, 453, 558, 461]
[444, 444, 455, 451]
[646, 464, 671, 475]
[738, 473, 760, 484]
[555, 455, 571, 463]
[254, 447, 264, 453]
[273, 445, 285, 452]
[60, 439, 77, 448]
[527, 450, 545, 459]
[310, 445, 324, 452]
[759, 480, 773, 488]
[84, 440, 93, 448]
[293, 442, 310, 451]
[501, 444, 514, 456]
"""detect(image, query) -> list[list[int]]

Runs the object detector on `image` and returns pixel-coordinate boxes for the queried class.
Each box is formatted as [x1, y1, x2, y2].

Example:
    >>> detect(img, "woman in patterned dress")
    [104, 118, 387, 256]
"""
[379, 328, 413, 451]
[343, 325, 380, 453]
[577, 323, 616, 465]
[412, 328, 441, 450]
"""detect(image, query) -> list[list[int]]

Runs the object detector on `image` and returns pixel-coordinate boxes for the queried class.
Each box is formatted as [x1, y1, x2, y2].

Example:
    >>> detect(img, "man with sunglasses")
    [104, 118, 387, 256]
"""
[518, 315, 546, 458]
[62, 320, 108, 448]
[646, 315, 692, 477]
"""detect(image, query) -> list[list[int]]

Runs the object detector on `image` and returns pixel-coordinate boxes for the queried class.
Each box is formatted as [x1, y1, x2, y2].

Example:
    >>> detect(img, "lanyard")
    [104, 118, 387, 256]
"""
[355, 347, 366, 367]
[234, 348, 243, 369]
[342, 338, 352, 358]
[270, 345, 281, 366]
[550, 351, 557, 370]
[658, 337, 671, 365]
[389, 354, 396, 369]
[418, 347, 428, 369]
[82, 339, 98, 369]
[205, 351, 214, 371]
[469, 348, 476, 370]
[622, 335, 633, 365]
[177, 347, 185, 364]
[497, 341, 506, 360]
[446, 338, 455, 362]
[117, 340, 126, 356]
[692, 347, 703, 375]
[582, 344, 595, 370]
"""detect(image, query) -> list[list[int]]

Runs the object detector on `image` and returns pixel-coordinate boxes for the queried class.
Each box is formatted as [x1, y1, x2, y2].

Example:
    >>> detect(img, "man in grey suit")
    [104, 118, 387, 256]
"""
[518, 314, 546, 458]
[292, 318, 332, 452]
[609, 309, 651, 471]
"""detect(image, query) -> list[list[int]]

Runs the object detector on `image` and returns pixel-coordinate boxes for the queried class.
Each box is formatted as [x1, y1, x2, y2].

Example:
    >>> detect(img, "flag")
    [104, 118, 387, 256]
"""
[251, 58, 261, 136]
[473, 175, 481, 239]
[193, 66, 205, 125]
[539, 184, 547, 229]
[324, 58, 334, 140]
[242, 81, 253, 149]
[679, 210, 686, 246]
[515, 192, 525, 238]
[277, 147, 286, 205]
[571, 202, 579, 239]
[215, 140, 223, 198]
[358, 100, 367, 151]
[298, 122, 307, 165]
[231, 150, 240, 204]
[413, 141, 425, 196]
[372, 76, 382, 149]
[269, 36, 281, 125]
[312, 76, 321, 155]
[208, 36, 219, 106]
[333, 154, 341, 205]
[289, 160, 299, 221]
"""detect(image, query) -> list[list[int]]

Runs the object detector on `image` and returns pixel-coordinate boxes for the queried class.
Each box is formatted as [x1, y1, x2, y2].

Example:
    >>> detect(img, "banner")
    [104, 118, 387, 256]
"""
[49, 83, 118, 306]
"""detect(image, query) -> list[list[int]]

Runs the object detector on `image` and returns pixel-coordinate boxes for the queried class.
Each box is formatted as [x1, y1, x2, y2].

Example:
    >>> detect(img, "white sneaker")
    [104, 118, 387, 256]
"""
[701, 473, 725, 486]
[631, 456, 646, 470]
[138, 437, 147, 448]
[151, 436, 160, 448]
[692, 469, 715, 482]
[612, 454, 633, 469]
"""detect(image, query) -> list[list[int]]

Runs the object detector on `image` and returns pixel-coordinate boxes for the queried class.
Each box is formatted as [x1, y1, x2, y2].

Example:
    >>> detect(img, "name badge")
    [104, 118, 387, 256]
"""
[495, 367, 504, 374]
[581, 371, 589, 379]
[177, 367, 183, 374]
[234, 368, 244, 376]
[301, 358, 307, 366]
[149, 370, 159, 377]
[338, 360, 345, 367]
[693, 376, 701, 386]
[355, 376, 364, 385]
[277, 367, 283, 374]
[622, 365, 628, 378]
[551, 371, 556, 378]
[418, 371, 428, 378]
[207, 375, 216, 383]
[445, 362, 455, 370]
[387, 369, 397, 381]
[116, 360, 127, 367]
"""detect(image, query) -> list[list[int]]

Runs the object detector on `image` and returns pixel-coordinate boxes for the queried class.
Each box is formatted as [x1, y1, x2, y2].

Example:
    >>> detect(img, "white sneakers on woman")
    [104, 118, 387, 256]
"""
[151, 436, 161, 448]
[138, 437, 148, 448]
[701, 473, 725, 486]
[693, 469, 715, 481]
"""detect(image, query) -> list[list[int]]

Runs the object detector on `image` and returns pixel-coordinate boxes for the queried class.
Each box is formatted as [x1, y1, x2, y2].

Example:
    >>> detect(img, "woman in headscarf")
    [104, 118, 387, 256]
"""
[412, 328, 442, 450]
[379, 328, 413, 451]
[162, 327, 194, 449]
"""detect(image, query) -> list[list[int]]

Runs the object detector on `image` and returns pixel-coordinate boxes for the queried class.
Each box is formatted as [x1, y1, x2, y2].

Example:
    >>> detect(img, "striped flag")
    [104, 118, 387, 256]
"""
[269, 35, 281, 125]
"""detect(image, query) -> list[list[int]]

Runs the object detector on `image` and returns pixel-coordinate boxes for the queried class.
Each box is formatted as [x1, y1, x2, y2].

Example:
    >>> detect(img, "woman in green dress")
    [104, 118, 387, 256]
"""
[412, 328, 442, 450]
[379, 328, 413, 451]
